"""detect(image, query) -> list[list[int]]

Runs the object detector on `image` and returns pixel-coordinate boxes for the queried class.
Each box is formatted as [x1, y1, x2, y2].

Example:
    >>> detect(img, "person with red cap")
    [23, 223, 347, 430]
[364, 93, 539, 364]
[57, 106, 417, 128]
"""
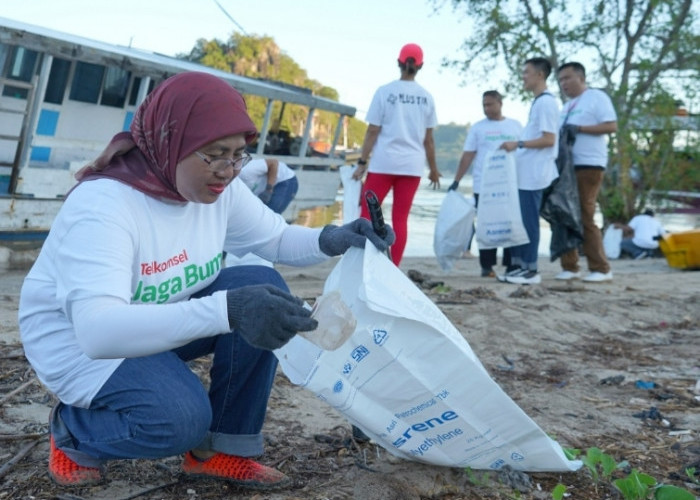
[18, 71, 394, 491]
[353, 43, 441, 266]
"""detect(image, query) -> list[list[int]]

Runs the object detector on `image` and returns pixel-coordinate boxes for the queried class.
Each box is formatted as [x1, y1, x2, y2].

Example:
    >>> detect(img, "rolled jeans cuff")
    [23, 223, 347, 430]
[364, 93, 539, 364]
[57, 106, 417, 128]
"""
[197, 431, 264, 458]
[51, 403, 106, 469]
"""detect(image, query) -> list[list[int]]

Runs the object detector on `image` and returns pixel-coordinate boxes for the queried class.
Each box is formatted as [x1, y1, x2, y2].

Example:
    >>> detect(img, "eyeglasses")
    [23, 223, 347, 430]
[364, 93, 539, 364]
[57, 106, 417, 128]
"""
[194, 151, 252, 173]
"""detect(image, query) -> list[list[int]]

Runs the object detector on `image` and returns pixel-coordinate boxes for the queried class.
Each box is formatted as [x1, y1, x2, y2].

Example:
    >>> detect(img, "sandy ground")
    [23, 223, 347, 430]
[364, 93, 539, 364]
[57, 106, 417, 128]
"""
[0, 252, 698, 499]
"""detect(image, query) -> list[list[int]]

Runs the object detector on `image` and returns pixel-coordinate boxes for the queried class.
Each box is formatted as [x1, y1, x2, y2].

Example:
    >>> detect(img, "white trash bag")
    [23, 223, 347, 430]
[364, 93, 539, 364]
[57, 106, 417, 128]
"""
[476, 151, 529, 249]
[339, 164, 362, 224]
[433, 190, 475, 272]
[275, 244, 581, 472]
[603, 225, 623, 260]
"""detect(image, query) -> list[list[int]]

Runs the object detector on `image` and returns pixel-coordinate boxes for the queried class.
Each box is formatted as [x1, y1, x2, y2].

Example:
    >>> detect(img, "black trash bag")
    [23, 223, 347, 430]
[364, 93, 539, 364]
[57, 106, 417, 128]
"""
[548, 222, 582, 262]
[540, 126, 583, 261]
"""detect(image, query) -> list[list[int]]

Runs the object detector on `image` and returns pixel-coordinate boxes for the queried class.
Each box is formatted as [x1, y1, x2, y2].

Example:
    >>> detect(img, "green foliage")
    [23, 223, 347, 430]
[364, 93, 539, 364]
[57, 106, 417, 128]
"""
[613, 469, 657, 499]
[551, 483, 567, 500]
[562, 447, 580, 461]
[654, 485, 697, 500]
[685, 467, 698, 484]
[611, 469, 694, 499]
[434, 123, 470, 175]
[575, 448, 694, 500]
[581, 447, 627, 483]
[607, 86, 700, 219]
[346, 118, 368, 149]
[462, 446, 695, 499]
[432, 284, 452, 294]
[464, 466, 492, 487]
[177, 33, 367, 147]
[600, 178, 632, 223]
[435, 0, 700, 221]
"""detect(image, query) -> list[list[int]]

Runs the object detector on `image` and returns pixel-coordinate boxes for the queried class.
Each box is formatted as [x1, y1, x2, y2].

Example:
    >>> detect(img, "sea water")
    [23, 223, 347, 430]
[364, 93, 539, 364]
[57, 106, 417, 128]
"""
[296, 176, 699, 259]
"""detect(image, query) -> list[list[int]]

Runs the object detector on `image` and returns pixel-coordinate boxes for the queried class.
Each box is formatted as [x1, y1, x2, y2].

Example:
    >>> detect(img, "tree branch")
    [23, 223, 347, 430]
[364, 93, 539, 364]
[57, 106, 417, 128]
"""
[628, 0, 694, 100]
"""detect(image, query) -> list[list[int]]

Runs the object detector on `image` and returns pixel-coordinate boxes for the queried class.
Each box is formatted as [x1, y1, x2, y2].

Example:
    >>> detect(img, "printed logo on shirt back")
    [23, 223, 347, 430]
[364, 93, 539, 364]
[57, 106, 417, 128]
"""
[387, 93, 429, 106]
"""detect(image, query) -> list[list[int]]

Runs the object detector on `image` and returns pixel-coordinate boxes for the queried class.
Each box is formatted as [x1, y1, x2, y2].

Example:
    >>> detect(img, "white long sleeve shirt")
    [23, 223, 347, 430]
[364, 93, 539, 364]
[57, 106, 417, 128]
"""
[19, 177, 326, 407]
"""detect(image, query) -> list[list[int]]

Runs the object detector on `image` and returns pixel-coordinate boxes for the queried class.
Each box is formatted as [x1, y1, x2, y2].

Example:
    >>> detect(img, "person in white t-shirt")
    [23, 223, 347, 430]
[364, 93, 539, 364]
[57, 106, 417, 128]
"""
[352, 43, 441, 266]
[17, 72, 393, 490]
[500, 57, 560, 284]
[555, 61, 618, 282]
[448, 90, 523, 277]
[618, 209, 666, 258]
[237, 157, 298, 214]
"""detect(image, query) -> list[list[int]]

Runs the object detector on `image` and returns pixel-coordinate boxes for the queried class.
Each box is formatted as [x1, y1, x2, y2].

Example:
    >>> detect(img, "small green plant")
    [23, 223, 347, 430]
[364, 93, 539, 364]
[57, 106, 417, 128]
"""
[613, 469, 656, 499]
[465, 447, 695, 500]
[613, 469, 695, 500]
[653, 485, 697, 500]
[551, 483, 567, 500]
[580, 447, 628, 483]
[562, 447, 580, 461]
[555, 447, 695, 500]
[464, 466, 492, 487]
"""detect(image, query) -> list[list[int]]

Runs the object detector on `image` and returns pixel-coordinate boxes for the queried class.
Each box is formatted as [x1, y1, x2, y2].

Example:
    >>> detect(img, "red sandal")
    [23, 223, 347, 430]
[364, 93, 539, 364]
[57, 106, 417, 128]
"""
[182, 451, 290, 490]
[48, 435, 103, 486]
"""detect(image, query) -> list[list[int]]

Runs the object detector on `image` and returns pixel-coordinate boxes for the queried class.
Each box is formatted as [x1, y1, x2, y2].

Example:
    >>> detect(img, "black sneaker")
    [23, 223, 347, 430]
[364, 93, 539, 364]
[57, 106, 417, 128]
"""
[497, 267, 522, 282]
[505, 269, 541, 285]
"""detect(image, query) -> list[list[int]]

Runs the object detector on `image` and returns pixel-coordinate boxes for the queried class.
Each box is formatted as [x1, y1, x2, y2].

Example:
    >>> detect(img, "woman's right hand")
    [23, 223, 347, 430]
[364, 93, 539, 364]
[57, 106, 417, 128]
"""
[226, 285, 317, 350]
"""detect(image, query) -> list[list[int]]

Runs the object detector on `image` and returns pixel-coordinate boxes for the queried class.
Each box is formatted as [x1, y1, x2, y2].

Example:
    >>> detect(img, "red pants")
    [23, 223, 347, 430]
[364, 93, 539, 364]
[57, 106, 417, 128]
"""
[360, 173, 421, 266]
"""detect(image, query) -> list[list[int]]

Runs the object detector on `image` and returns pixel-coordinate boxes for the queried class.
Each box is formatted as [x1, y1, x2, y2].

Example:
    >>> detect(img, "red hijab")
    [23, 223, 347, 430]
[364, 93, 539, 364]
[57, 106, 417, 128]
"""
[75, 71, 257, 202]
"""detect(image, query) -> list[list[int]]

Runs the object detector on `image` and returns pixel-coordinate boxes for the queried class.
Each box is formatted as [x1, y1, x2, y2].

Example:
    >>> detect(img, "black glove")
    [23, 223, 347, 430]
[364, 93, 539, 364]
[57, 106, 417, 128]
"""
[448, 181, 459, 191]
[258, 185, 274, 204]
[226, 285, 317, 350]
[318, 218, 396, 257]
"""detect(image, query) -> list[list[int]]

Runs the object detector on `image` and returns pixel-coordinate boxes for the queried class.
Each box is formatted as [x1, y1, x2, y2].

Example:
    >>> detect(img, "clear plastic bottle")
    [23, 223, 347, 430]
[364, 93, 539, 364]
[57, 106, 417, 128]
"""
[300, 290, 356, 350]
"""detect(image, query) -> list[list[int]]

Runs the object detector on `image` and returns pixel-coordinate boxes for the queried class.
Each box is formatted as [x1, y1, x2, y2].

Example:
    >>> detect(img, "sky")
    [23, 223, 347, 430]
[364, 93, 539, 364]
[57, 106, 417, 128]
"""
[2, 0, 532, 126]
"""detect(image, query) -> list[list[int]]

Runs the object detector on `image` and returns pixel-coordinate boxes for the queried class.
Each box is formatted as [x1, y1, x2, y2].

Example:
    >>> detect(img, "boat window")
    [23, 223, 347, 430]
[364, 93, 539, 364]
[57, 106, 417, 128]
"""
[44, 58, 71, 104]
[69, 62, 104, 104]
[1, 46, 39, 99]
[128, 77, 156, 106]
[100, 67, 131, 108]
[0, 44, 8, 79]
[128, 77, 142, 106]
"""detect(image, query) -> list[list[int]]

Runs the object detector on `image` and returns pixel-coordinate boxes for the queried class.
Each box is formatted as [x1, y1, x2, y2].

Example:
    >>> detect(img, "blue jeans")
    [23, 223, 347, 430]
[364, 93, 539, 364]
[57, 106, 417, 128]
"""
[620, 238, 649, 258]
[508, 189, 543, 271]
[52, 266, 284, 467]
[267, 177, 298, 214]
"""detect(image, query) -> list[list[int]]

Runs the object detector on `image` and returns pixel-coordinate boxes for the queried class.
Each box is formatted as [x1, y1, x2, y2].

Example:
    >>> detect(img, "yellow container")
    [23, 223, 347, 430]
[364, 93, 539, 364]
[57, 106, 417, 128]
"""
[658, 230, 700, 270]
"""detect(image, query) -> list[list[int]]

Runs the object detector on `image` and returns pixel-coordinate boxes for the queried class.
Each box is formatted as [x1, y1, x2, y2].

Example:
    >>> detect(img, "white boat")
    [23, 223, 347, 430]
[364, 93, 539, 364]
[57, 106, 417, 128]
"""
[0, 17, 356, 249]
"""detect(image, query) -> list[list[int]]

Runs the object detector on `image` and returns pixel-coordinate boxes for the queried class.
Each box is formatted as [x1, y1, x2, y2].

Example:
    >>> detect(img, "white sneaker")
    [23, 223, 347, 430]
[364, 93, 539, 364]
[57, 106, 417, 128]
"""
[583, 271, 613, 282]
[555, 270, 582, 280]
